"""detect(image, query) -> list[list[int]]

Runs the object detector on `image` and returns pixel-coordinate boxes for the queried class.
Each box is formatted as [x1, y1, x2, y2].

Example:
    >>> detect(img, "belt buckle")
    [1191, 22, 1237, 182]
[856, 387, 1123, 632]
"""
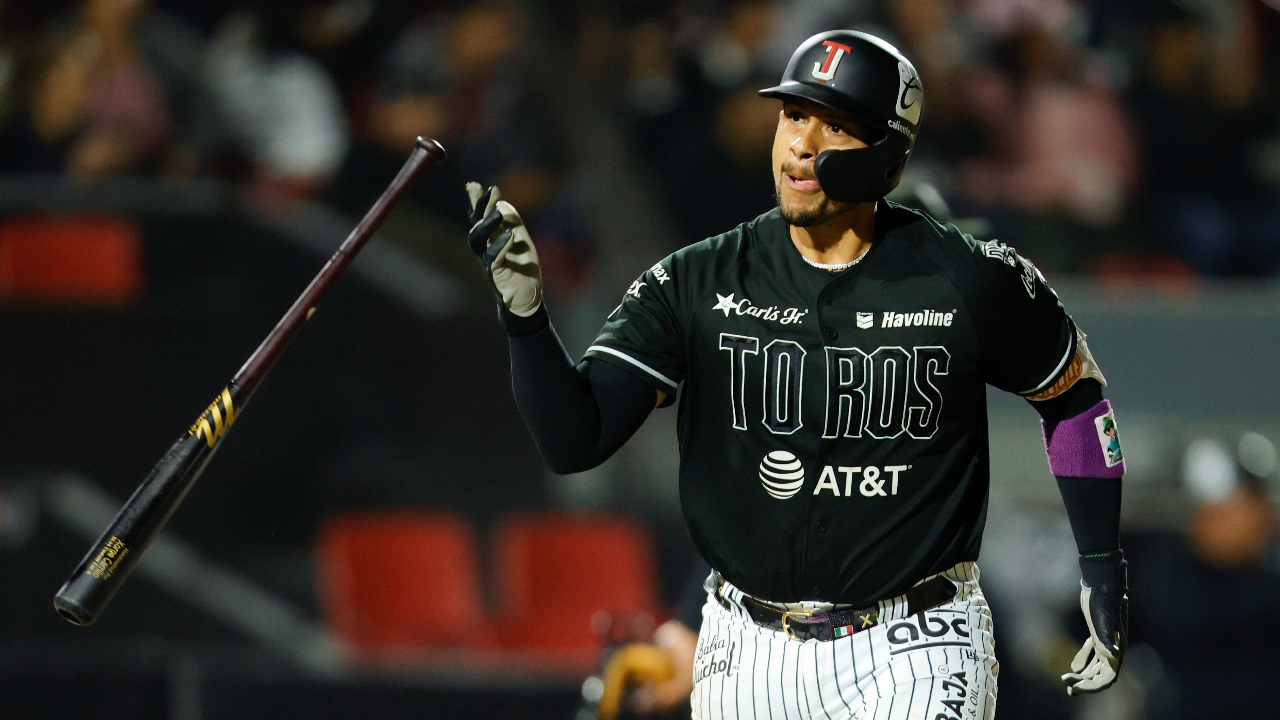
[780, 609, 813, 642]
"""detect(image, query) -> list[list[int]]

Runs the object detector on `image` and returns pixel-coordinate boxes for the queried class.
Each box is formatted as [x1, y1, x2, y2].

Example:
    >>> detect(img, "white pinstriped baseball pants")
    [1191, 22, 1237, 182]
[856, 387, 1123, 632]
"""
[690, 562, 998, 720]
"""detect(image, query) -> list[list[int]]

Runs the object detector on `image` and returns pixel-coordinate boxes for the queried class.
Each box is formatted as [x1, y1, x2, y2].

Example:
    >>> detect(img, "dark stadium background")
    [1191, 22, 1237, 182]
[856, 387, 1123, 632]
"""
[0, 1, 1277, 718]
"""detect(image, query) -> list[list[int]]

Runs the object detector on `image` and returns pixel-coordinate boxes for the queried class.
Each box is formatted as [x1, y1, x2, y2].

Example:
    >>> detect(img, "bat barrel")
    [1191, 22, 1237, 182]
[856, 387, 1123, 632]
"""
[232, 137, 447, 388]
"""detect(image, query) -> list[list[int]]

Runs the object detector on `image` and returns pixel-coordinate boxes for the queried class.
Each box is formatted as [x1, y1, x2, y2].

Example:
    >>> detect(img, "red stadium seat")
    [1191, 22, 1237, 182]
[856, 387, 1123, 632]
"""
[315, 510, 489, 652]
[0, 213, 144, 306]
[491, 512, 658, 656]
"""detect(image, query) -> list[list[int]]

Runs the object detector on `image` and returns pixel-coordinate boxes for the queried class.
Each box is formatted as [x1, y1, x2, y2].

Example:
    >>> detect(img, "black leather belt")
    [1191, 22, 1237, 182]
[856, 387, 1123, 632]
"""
[716, 575, 958, 642]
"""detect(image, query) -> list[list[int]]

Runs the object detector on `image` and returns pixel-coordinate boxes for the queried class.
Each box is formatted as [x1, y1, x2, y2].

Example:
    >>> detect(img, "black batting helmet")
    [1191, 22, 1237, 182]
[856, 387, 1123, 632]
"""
[759, 31, 922, 203]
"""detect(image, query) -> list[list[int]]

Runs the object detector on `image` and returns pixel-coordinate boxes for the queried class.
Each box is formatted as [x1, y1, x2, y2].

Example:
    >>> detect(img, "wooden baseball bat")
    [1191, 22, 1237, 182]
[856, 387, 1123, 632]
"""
[53, 137, 447, 626]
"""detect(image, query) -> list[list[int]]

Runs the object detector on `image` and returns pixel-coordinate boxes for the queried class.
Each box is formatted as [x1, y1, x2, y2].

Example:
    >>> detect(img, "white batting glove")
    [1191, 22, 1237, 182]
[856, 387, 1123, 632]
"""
[1062, 555, 1128, 695]
[465, 182, 543, 317]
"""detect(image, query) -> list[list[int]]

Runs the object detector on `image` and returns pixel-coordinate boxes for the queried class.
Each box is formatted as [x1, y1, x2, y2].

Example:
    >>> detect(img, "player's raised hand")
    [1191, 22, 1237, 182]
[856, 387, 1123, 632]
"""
[466, 181, 543, 317]
[1062, 554, 1128, 695]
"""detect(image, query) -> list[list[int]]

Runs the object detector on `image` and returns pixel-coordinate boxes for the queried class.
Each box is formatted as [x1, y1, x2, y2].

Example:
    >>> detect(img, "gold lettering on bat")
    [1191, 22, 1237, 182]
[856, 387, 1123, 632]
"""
[85, 536, 130, 579]
[188, 387, 238, 448]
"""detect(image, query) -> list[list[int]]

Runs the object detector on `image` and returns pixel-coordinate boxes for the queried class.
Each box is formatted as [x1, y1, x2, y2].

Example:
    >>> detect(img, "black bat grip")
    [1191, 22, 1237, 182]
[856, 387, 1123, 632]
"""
[54, 383, 247, 625]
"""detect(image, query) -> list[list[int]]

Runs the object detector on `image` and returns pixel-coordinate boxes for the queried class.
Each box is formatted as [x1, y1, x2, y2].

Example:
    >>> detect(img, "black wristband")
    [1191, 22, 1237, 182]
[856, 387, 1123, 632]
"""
[1079, 550, 1126, 590]
[501, 303, 549, 336]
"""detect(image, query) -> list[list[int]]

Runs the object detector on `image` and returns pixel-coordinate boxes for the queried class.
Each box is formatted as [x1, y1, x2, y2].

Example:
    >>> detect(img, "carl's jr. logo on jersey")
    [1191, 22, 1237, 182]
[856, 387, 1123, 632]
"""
[712, 293, 808, 325]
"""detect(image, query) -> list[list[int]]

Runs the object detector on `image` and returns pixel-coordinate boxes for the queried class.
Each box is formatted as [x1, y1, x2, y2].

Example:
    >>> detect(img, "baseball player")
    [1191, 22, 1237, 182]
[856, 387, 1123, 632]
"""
[465, 30, 1128, 719]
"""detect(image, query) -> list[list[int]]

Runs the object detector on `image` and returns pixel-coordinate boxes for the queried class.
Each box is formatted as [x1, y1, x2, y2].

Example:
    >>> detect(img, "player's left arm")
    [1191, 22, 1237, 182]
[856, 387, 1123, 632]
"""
[1028, 372, 1127, 696]
[968, 240, 1127, 695]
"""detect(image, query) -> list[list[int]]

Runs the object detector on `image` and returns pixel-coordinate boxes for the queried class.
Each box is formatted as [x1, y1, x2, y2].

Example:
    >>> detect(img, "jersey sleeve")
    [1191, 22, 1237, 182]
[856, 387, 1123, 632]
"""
[970, 239, 1076, 395]
[584, 259, 686, 405]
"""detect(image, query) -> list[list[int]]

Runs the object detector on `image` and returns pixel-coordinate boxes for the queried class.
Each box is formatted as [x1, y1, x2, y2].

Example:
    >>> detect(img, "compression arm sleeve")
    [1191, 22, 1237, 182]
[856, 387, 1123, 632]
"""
[1029, 380, 1123, 570]
[506, 305, 658, 475]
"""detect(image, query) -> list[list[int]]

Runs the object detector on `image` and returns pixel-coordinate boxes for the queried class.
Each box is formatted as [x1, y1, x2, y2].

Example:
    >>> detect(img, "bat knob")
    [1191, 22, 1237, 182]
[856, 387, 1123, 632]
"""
[53, 584, 98, 626]
[415, 137, 447, 164]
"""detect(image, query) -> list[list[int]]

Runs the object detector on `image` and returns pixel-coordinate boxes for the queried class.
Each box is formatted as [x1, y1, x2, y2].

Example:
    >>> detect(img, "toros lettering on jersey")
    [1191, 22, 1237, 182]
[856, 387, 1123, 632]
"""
[719, 334, 950, 439]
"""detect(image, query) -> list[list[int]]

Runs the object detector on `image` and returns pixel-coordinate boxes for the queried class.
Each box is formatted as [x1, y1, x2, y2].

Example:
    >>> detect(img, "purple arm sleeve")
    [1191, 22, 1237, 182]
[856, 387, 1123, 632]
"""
[1029, 380, 1123, 559]
[1041, 399, 1126, 478]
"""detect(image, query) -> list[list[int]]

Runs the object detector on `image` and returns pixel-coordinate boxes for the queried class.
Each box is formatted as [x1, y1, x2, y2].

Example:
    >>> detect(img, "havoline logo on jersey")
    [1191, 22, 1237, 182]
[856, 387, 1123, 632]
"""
[759, 451, 805, 499]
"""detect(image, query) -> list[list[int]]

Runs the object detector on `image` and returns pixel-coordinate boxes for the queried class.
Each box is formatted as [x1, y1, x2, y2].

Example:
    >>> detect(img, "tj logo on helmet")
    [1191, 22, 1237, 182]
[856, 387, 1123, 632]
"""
[811, 40, 853, 82]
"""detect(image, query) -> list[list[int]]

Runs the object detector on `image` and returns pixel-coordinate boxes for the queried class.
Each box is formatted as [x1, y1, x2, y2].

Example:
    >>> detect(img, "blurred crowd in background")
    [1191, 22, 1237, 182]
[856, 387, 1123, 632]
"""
[0, 2, 1279, 719]
[1, 0, 1280, 286]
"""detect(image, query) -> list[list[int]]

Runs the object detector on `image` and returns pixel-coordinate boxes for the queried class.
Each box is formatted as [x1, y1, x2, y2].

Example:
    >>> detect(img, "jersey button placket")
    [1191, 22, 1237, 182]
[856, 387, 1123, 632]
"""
[823, 328, 837, 342]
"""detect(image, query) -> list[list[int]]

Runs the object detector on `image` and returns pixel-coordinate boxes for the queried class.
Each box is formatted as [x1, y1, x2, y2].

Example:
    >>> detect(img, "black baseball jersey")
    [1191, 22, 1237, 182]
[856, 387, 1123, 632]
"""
[585, 204, 1075, 606]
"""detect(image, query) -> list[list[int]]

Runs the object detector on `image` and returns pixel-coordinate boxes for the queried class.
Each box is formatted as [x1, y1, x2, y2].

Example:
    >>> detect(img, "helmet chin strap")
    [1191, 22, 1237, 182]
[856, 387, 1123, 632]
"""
[814, 135, 911, 203]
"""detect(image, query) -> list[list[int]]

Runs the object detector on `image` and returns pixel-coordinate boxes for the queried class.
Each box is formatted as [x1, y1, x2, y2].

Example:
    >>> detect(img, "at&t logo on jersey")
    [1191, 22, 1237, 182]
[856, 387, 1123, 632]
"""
[758, 457, 913, 500]
[758, 451, 805, 499]
[812, 464, 909, 497]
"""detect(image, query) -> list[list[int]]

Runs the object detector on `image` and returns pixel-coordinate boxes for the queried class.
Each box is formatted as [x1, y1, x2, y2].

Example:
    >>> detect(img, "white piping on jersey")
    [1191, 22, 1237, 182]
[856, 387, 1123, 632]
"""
[1020, 331, 1075, 397]
[586, 345, 679, 389]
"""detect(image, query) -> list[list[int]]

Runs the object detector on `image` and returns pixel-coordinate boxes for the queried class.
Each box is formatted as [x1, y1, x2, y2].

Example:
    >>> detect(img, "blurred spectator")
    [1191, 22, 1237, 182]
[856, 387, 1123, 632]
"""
[1126, 1, 1280, 276]
[888, 0, 972, 124]
[954, 19, 1139, 230]
[286, 0, 395, 98]
[205, 9, 349, 197]
[690, 1, 776, 92]
[23, 0, 212, 179]
[326, 2, 530, 216]
[1129, 434, 1280, 719]
[646, 81, 778, 245]
[323, 1, 595, 294]
[0, 3, 22, 137]
[622, 0, 810, 246]
[977, 508, 1078, 720]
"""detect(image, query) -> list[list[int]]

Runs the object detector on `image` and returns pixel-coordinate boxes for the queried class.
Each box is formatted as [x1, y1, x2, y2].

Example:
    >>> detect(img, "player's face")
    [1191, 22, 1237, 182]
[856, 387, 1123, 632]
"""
[772, 100, 871, 227]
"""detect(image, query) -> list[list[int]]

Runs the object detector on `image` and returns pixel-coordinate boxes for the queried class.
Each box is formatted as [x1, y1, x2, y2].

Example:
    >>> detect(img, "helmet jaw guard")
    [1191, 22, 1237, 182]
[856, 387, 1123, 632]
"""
[761, 30, 922, 203]
[814, 136, 911, 204]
